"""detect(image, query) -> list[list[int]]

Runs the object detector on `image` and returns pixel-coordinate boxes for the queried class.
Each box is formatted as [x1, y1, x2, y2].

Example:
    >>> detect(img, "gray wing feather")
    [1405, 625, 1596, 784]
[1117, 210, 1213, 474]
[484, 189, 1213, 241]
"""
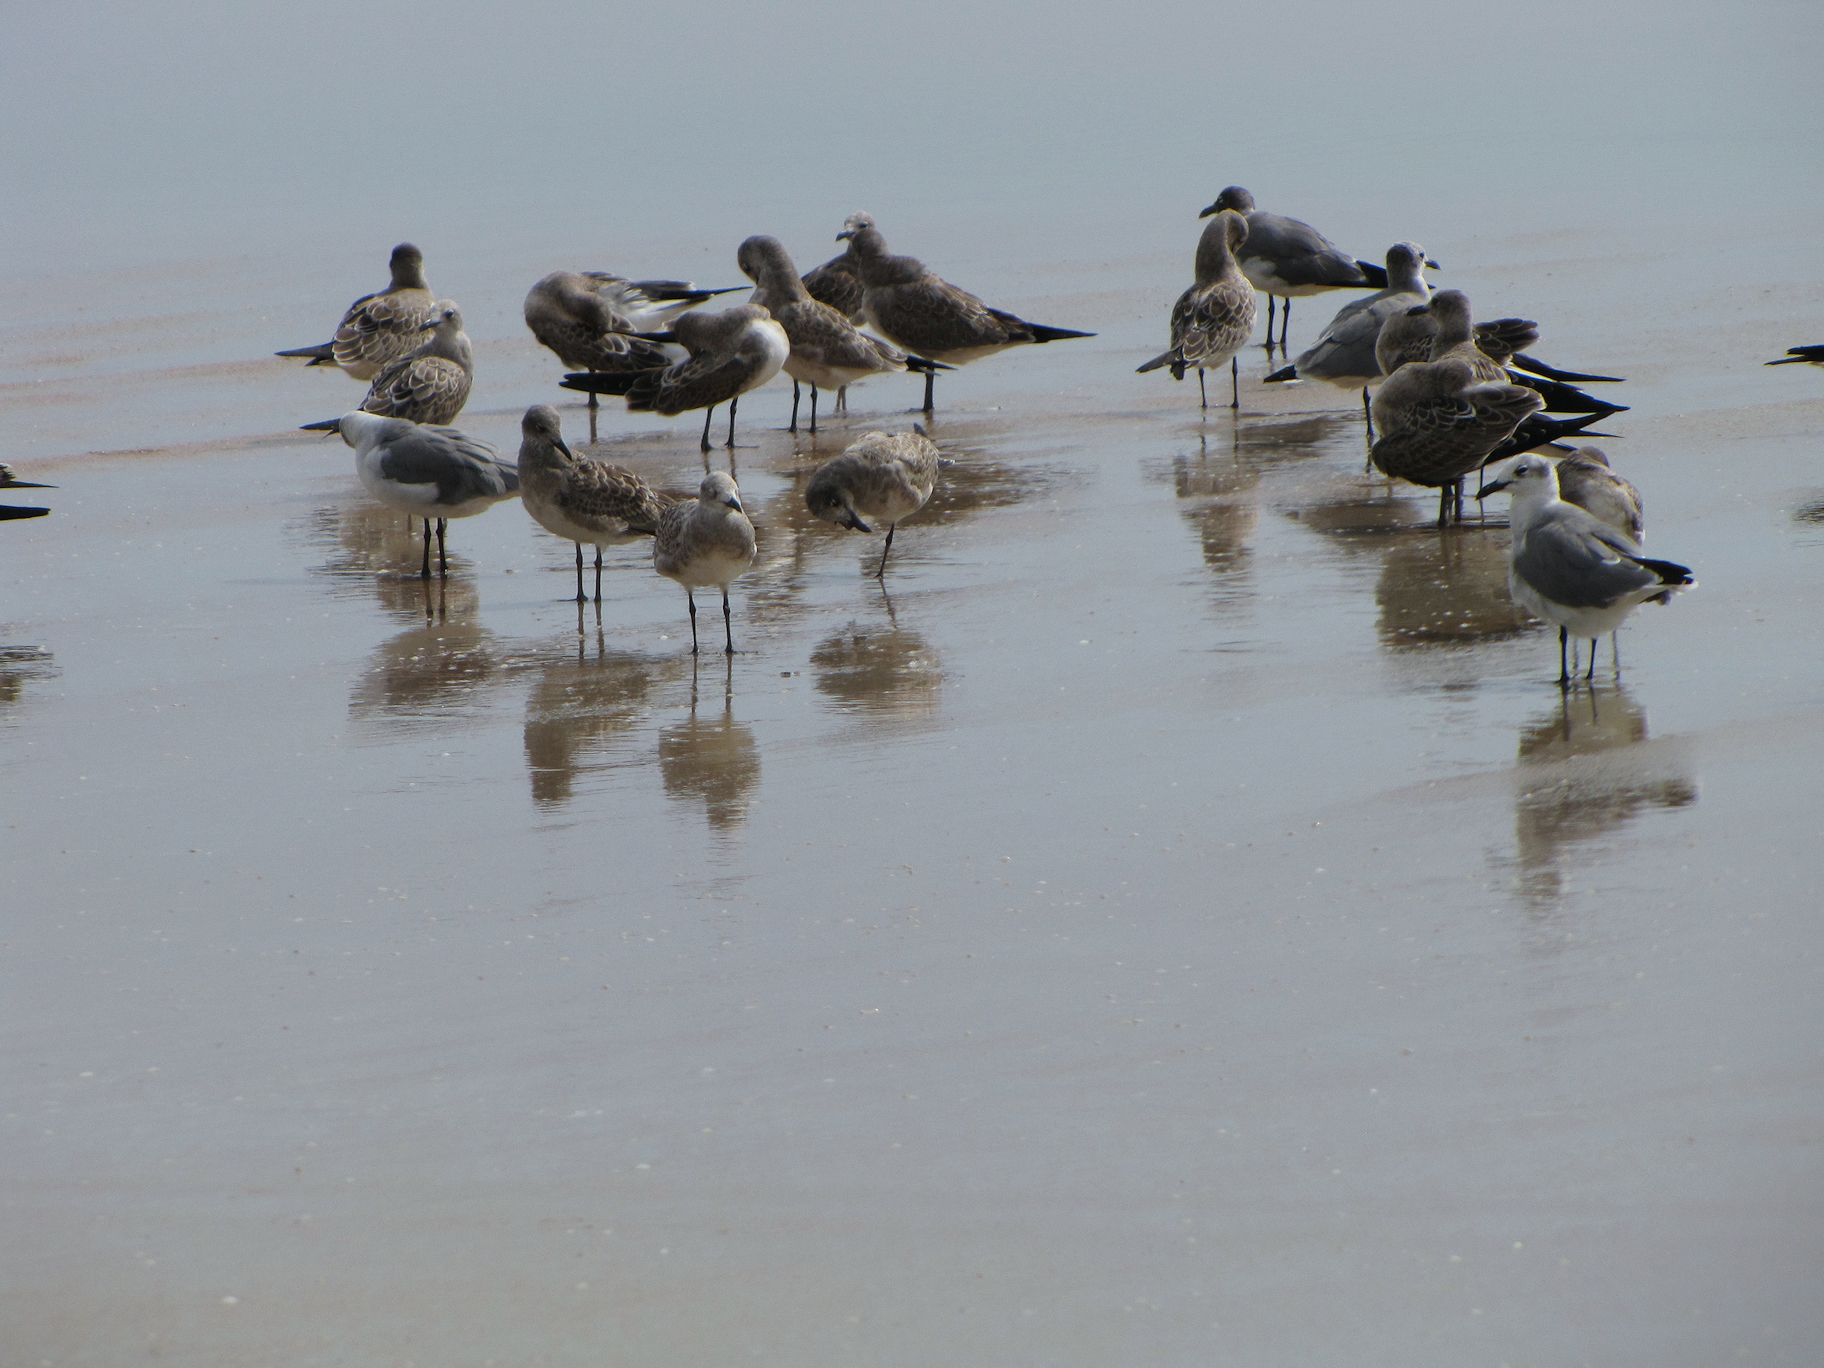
[1513, 508, 1657, 608]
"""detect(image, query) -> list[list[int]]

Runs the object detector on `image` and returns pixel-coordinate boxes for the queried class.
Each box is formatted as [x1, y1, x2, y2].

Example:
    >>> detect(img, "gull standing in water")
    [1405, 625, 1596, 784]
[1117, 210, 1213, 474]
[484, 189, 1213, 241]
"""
[737, 234, 946, 433]
[310, 412, 519, 578]
[1136, 209, 1257, 410]
[801, 213, 874, 322]
[524, 272, 681, 440]
[1263, 241, 1435, 429]
[303, 304, 473, 428]
[276, 243, 440, 380]
[560, 304, 789, 451]
[1198, 187, 1384, 349]
[1369, 356, 1544, 525]
[840, 218, 1094, 412]
[517, 405, 668, 603]
[1476, 453, 1692, 685]
[654, 472, 757, 654]
[805, 429, 942, 578]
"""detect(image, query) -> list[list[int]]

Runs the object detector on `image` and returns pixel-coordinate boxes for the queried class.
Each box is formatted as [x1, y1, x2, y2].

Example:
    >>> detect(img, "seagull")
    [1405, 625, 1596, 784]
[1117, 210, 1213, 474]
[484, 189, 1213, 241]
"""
[276, 243, 440, 381]
[517, 405, 668, 603]
[559, 304, 789, 451]
[524, 272, 679, 440]
[303, 304, 473, 429]
[1767, 345, 1824, 367]
[1553, 446, 1643, 542]
[557, 271, 739, 332]
[1369, 356, 1544, 525]
[1476, 453, 1693, 685]
[801, 213, 873, 323]
[839, 218, 1094, 411]
[805, 429, 942, 578]
[738, 234, 946, 434]
[1137, 209, 1258, 410]
[309, 412, 519, 578]
[1262, 240, 1436, 428]
[1198, 187, 1384, 349]
[653, 471, 757, 654]
[1, 465, 55, 521]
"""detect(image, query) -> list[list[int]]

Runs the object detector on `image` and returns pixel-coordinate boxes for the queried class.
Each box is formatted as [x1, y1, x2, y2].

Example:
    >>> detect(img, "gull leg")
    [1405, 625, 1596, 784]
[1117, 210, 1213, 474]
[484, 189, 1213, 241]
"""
[1437, 485, 1452, 529]
[587, 388, 598, 444]
[420, 520, 432, 579]
[1557, 627, 1571, 687]
[722, 586, 737, 655]
[594, 547, 604, 603]
[809, 386, 819, 435]
[437, 518, 448, 577]
[700, 405, 716, 451]
[1279, 298, 1292, 349]
[686, 589, 700, 654]
[789, 379, 800, 434]
[1198, 368, 1208, 410]
[1362, 386, 1373, 440]
[573, 542, 586, 603]
[1229, 356, 1240, 410]
[876, 522, 897, 580]
[922, 369, 935, 413]
[1262, 296, 1275, 349]
[725, 396, 738, 448]
[1585, 639, 1598, 681]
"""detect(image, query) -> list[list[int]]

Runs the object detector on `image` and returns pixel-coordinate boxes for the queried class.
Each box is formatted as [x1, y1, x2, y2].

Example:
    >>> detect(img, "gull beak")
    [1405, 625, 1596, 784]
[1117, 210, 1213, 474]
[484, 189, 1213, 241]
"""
[722, 495, 744, 512]
[300, 419, 342, 433]
[1198, 201, 1219, 219]
[842, 510, 871, 532]
[835, 230, 854, 242]
[1475, 477, 1511, 500]
[1425, 258, 1441, 269]
[552, 435, 575, 463]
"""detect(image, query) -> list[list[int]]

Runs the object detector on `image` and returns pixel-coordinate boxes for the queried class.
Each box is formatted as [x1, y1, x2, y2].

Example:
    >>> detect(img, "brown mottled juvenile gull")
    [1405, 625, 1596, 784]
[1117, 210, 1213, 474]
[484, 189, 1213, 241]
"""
[1198, 188, 1384, 349]
[801, 213, 874, 322]
[653, 471, 758, 654]
[840, 219, 1095, 411]
[1475, 453, 1692, 685]
[560, 304, 790, 451]
[304, 303, 474, 428]
[1369, 355, 1544, 525]
[805, 429, 942, 578]
[525, 272, 679, 440]
[1137, 209, 1258, 410]
[1553, 446, 1643, 543]
[737, 234, 946, 433]
[277, 243, 440, 381]
[307, 411, 519, 578]
[517, 405, 669, 603]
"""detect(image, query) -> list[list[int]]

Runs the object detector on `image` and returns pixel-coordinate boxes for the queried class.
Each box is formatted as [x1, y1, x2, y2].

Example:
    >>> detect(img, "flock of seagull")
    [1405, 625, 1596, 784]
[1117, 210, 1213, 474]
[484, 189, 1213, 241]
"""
[252, 195, 1820, 679]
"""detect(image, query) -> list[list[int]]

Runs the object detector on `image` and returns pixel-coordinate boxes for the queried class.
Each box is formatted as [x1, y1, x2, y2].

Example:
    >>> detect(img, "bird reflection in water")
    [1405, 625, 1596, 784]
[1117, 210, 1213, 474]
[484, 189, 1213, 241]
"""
[0, 644, 58, 716]
[301, 501, 480, 621]
[1374, 528, 1532, 651]
[1510, 684, 1697, 903]
[1170, 433, 1260, 592]
[658, 659, 759, 833]
[523, 617, 662, 807]
[349, 610, 502, 731]
[810, 603, 943, 719]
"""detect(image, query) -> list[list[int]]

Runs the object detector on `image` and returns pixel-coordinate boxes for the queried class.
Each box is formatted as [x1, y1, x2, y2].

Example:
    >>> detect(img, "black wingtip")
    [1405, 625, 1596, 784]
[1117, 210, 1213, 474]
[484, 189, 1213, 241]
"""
[1263, 364, 1298, 383]
[1355, 262, 1388, 288]
[1509, 354, 1625, 384]
[0, 505, 52, 520]
[1027, 325, 1096, 343]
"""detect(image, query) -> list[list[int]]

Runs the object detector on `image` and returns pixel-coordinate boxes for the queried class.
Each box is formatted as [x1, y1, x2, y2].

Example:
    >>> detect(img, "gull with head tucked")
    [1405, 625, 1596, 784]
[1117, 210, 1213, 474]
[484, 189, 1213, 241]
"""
[560, 304, 789, 451]
[805, 429, 942, 578]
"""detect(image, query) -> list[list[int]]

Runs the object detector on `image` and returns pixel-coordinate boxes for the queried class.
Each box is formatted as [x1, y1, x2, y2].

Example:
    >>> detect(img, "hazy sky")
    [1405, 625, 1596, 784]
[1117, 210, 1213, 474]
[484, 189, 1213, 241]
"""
[5, 0, 1820, 276]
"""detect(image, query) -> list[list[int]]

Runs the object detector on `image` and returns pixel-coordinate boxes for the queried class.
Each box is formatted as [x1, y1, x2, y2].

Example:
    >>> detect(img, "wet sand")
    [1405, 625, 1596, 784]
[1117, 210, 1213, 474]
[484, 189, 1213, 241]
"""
[6, 11, 1824, 1360]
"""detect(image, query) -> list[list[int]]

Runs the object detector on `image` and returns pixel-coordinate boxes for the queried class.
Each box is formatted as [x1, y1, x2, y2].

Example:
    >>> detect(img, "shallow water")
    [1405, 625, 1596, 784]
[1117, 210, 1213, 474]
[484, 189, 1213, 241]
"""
[5, 4, 1824, 1365]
